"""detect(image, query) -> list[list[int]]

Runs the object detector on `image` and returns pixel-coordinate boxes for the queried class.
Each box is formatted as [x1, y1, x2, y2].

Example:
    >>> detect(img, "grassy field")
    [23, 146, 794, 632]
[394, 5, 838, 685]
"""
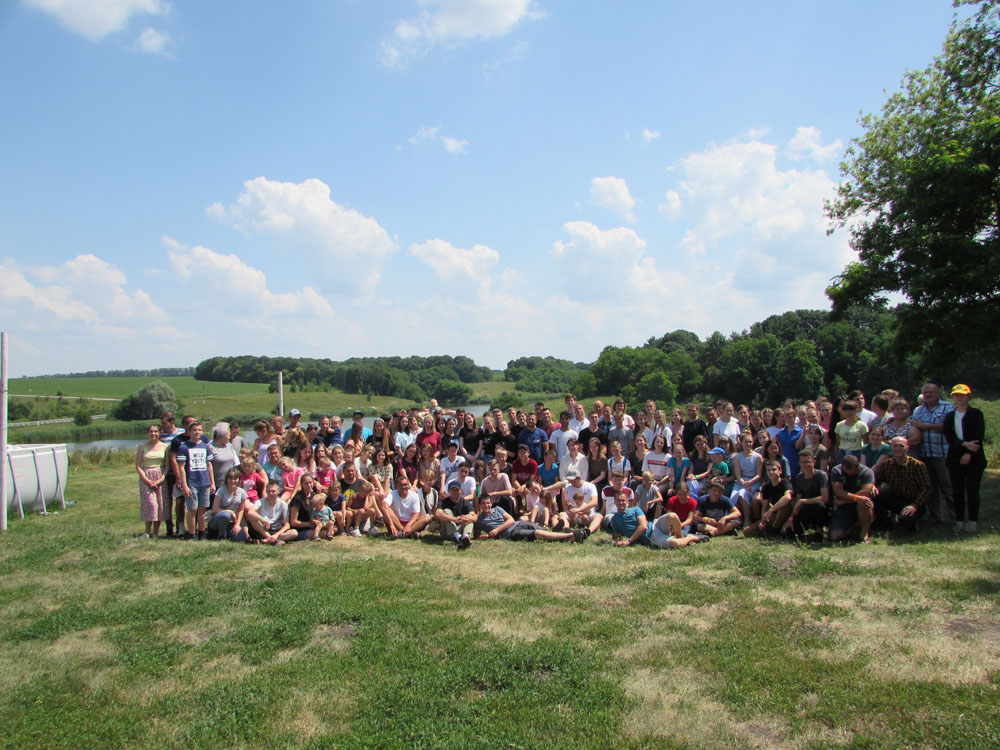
[8, 376, 269, 399]
[0, 462, 997, 749]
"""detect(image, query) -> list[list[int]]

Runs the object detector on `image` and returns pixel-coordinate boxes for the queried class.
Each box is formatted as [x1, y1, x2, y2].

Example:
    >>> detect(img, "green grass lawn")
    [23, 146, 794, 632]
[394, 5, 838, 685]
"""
[9, 376, 269, 399]
[1, 463, 998, 749]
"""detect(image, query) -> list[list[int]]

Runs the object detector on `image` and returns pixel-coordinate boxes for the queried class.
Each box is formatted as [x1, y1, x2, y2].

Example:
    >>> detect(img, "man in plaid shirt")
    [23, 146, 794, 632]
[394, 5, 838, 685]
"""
[874, 436, 932, 532]
[911, 383, 955, 523]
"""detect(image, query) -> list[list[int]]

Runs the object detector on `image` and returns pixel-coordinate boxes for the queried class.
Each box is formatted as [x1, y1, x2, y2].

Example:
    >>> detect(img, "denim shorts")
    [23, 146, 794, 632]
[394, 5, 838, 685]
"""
[184, 486, 212, 511]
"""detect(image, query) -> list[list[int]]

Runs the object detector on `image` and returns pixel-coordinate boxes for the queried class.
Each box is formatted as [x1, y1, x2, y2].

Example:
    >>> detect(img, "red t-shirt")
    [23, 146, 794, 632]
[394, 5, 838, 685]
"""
[415, 430, 442, 454]
[511, 458, 538, 485]
[666, 494, 698, 523]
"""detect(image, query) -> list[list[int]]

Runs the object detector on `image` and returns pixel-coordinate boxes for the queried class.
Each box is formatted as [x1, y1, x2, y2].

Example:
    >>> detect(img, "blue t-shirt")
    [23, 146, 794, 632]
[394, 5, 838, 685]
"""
[610, 506, 651, 542]
[518, 427, 548, 463]
[537, 463, 560, 487]
[778, 427, 803, 477]
[178, 439, 215, 488]
[476, 507, 511, 537]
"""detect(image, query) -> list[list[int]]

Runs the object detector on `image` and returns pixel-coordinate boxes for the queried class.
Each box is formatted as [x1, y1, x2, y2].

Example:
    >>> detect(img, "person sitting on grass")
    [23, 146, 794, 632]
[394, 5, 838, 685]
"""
[556, 470, 602, 535]
[343, 480, 373, 537]
[253, 479, 296, 546]
[743, 460, 793, 537]
[207, 468, 248, 542]
[511, 444, 539, 510]
[610, 490, 651, 547]
[287, 473, 320, 542]
[474, 495, 587, 543]
[829, 455, 876, 544]
[435, 481, 477, 550]
[649, 480, 708, 548]
[600, 471, 634, 533]
[310, 493, 337, 540]
[537, 448, 563, 500]
[873, 436, 931, 533]
[523, 479, 551, 527]
[382, 476, 432, 539]
[694, 478, 742, 537]
[780, 450, 830, 542]
[634, 471, 662, 521]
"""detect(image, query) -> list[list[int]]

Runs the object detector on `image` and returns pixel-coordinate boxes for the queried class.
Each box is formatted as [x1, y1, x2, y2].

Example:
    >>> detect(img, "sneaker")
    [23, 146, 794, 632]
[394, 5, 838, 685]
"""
[966, 521, 978, 533]
[694, 533, 711, 543]
[195, 531, 205, 541]
[139, 533, 150, 539]
[457, 534, 471, 550]
[571, 528, 586, 543]
[349, 527, 362, 537]
[165, 523, 174, 537]
[367, 527, 381, 536]
[410, 532, 421, 540]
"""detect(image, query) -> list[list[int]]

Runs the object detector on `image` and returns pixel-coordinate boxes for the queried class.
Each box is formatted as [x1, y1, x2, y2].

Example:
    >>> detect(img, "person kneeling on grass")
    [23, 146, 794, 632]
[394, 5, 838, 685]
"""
[473, 496, 586, 543]
[382, 476, 432, 539]
[694, 478, 742, 537]
[435, 481, 477, 549]
[743, 460, 793, 538]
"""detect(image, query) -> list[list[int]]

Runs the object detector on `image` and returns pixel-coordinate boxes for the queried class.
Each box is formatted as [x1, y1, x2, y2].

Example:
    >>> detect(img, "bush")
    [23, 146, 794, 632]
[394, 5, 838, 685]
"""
[73, 409, 92, 427]
[491, 391, 524, 411]
[112, 381, 180, 421]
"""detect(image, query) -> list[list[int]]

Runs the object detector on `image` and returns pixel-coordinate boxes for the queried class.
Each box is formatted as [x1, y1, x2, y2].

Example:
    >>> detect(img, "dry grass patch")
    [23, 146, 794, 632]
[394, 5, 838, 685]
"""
[278, 687, 350, 738]
[0, 626, 116, 694]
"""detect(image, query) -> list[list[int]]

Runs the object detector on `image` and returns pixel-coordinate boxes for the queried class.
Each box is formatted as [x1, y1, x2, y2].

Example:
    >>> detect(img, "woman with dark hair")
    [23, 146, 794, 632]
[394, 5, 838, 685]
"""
[459, 412, 482, 464]
[479, 415, 500, 461]
[586, 437, 608, 490]
[136, 424, 167, 538]
[944, 384, 987, 533]
[366, 418, 394, 458]
[253, 420, 278, 466]
[397, 442, 420, 486]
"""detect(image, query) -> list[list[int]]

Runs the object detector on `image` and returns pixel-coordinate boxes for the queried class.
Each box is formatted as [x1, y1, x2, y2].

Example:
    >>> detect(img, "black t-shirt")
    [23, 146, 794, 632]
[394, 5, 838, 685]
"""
[829, 464, 875, 494]
[761, 479, 792, 505]
[794, 470, 829, 501]
[578, 426, 608, 449]
[480, 430, 501, 457]
[682, 419, 710, 453]
[460, 427, 481, 454]
[288, 491, 315, 529]
[439, 495, 475, 516]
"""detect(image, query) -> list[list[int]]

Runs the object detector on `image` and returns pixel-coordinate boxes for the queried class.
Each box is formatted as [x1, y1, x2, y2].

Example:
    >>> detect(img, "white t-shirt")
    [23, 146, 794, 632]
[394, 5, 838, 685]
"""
[259, 498, 288, 532]
[391, 489, 422, 522]
[713, 419, 742, 445]
[569, 417, 591, 434]
[562, 480, 598, 510]
[549, 428, 578, 460]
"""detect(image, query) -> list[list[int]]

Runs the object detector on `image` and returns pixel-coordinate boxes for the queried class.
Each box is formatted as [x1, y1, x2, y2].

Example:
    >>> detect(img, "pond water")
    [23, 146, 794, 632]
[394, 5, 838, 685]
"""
[65, 403, 492, 452]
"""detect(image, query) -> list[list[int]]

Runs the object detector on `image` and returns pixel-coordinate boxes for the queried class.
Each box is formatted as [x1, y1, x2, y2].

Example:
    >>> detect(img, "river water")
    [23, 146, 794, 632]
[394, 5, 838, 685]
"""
[64, 403, 491, 452]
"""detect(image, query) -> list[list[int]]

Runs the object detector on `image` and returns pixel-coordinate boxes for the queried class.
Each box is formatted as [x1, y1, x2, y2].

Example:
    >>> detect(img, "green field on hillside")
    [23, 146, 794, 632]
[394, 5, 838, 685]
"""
[0, 462, 997, 749]
[9, 376, 268, 399]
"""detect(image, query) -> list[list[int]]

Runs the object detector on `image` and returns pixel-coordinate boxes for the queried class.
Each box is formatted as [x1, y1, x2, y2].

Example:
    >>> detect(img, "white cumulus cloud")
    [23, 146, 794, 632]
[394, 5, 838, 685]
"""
[787, 125, 843, 162]
[379, 0, 543, 68]
[25, 0, 167, 41]
[134, 26, 170, 54]
[409, 238, 499, 281]
[207, 177, 397, 293]
[589, 176, 636, 222]
[642, 128, 660, 144]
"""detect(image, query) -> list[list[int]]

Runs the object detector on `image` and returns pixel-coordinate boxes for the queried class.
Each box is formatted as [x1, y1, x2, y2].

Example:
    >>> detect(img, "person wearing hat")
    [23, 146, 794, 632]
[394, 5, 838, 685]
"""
[943, 384, 986, 533]
[287, 409, 302, 432]
[556, 469, 602, 536]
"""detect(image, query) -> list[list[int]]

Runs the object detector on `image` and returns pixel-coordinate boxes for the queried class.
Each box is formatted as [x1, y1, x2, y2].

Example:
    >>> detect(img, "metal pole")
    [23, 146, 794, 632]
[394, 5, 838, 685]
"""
[278, 371, 284, 419]
[2, 331, 8, 532]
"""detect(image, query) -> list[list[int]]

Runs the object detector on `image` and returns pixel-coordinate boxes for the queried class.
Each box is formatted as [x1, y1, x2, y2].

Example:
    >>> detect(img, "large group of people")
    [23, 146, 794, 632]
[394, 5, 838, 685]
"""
[134, 383, 988, 548]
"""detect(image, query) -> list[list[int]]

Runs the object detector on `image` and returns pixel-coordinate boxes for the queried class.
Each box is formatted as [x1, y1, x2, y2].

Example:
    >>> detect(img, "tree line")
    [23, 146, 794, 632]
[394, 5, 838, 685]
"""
[192, 306, 998, 409]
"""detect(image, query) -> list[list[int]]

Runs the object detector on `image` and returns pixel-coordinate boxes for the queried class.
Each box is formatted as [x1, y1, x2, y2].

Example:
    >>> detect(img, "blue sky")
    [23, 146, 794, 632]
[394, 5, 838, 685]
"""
[1, 0, 960, 376]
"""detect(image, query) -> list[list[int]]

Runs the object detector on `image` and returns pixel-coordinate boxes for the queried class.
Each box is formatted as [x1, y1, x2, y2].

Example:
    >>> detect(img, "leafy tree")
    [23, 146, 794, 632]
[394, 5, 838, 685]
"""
[827, 0, 1000, 374]
[631, 372, 677, 409]
[73, 409, 92, 427]
[431, 379, 473, 405]
[112, 381, 180, 421]
[768, 341, 825, 404]
[491, 391, 524, 411]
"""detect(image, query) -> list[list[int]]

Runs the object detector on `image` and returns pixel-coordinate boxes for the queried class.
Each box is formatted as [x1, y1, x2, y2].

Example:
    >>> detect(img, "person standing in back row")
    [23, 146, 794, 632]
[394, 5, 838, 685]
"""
[943, 384, 986, 533]
[911, 383, 955, 523]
